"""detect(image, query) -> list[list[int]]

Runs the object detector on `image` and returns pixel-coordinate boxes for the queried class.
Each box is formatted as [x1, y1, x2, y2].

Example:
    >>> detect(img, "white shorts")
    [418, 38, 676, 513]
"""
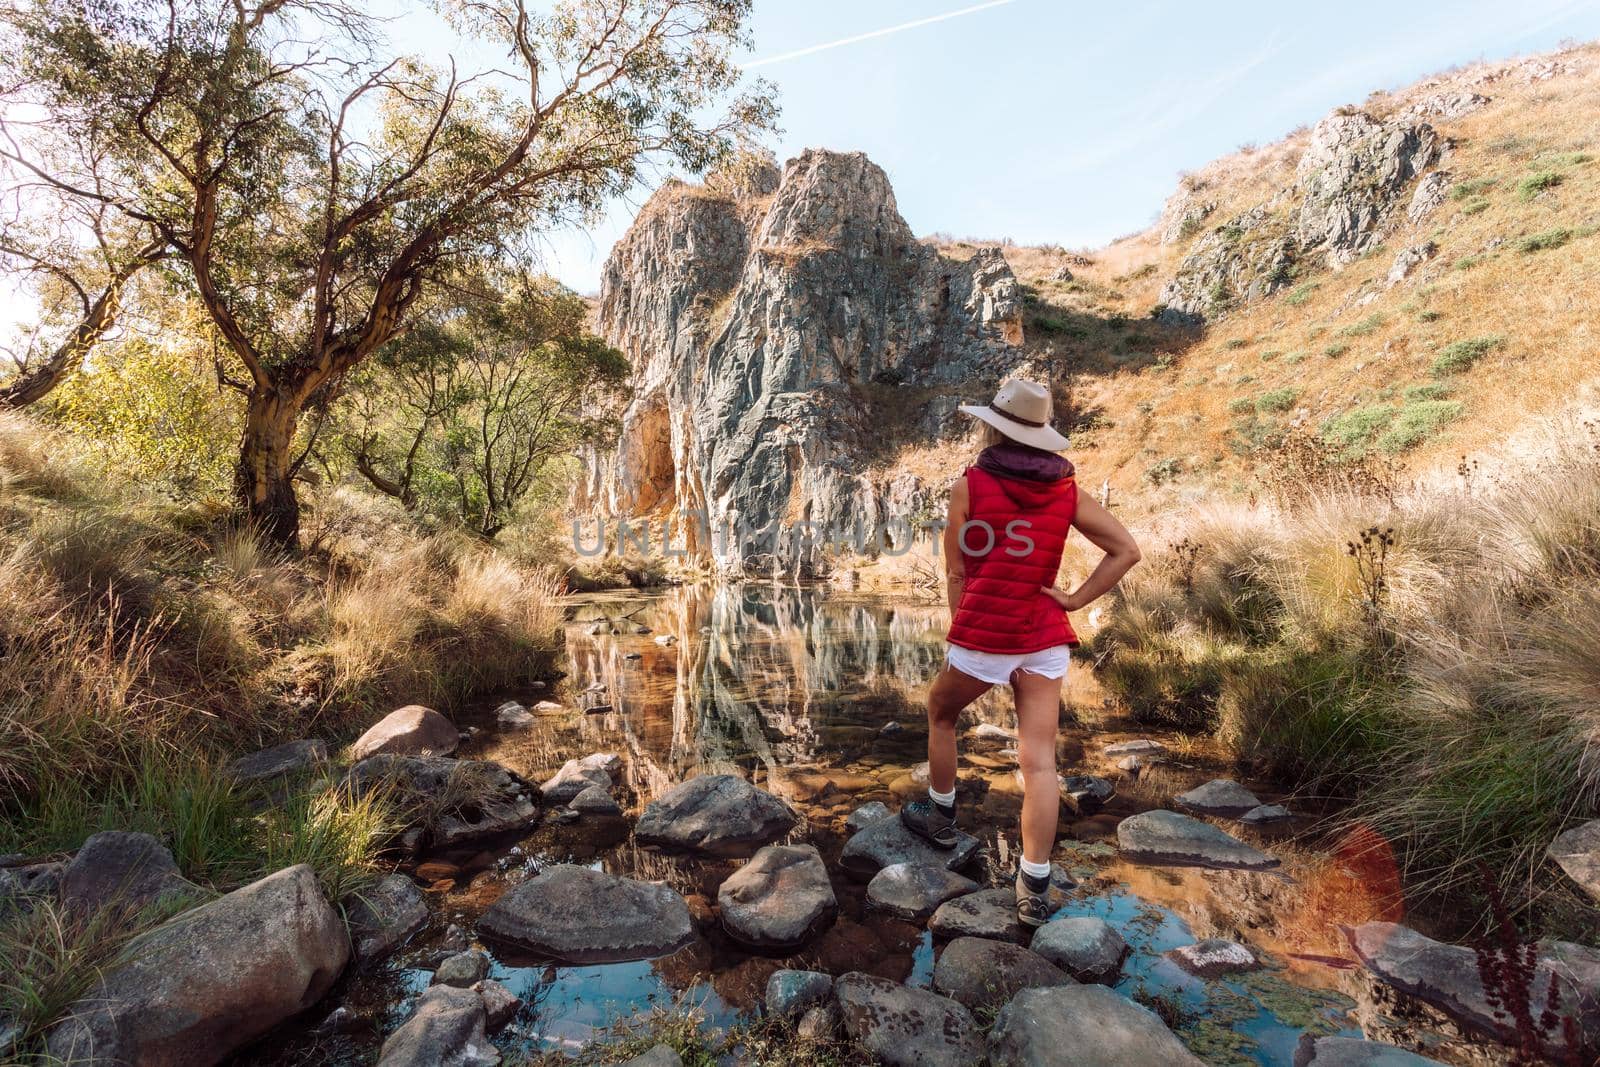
[945, 643, 1071, 686]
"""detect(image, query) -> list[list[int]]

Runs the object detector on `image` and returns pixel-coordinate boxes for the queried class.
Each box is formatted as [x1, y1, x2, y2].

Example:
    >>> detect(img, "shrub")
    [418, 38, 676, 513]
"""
[1256, 388, 1298, 413]
[1451, 177, 1497, 200]
[1403, 382, 1452, 403]
[1417, 309, 1443, 322]
[1285, 283, 1319, 306]
[1322, 405, 1396, 456]
[1515, 228, 1573, 253]
[1228, 397, 1255, 415]
[1282, 352, 1306, 365]
[1516, 171, 1563, 201]
[1144, 457, 1183, 486]
[1224, 337, 1251, 350]
[1260, 349, 1282, 362]
[1431, 335, 1505, 376]
[1461, 198, 1490, 215]
[1323, 342, 1350, 358]
[1455, 254, 1485, 270]
[1376, 400, 1465, 453]
[1338, 314, 1384, 338]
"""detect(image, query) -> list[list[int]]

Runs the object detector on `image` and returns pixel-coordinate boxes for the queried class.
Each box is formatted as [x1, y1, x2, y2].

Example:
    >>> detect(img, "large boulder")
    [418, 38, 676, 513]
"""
[351, 704, 459, 760]
[765, 969, 834, 1019]
[1172, 779, 1261, 819]
[1294, 111, 1440, 267]
[933, 936, 1073, 1010]
[60, 831, 204, 916]
[377, 984, 498, 1067]
[1293, 1034, 1446, 1066]
[346, 873, 429, 962]
[987, 985, 1204, 1066]
[540, 753, 621, 803]
[866, 863, 980, 922]
[1030, 917, 1129, 984]
[717, 844, 836, 950]
[1116, 810, 1279, 871]
[634, 775, 798, 858]
[224, 739, 330, 787]
[345, 755, 538, 847]
[833, 972, 984, 1067]
[1346, 921, 1599, 1060]
[839, 812, 981, 876]
[46, 865, 349, 1065]
[928, 887, 1026, 943]
[1549, 819, 1600, 903]
[478, 864, 693, 963]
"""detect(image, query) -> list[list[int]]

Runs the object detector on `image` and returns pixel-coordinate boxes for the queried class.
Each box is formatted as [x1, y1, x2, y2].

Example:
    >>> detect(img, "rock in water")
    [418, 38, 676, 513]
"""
[839, 812, 981, 876]
[1173, 779, 1262, 819]
[474, 979, 521, 1032]
[866, 863, 980, 921]
[1240, 803, 1293, 826]
[846, 801, 893, 832]
[988, 985, 1204, 1066]
[377, 984, 498, 1067]
[765, 969, 834, 1019]
[60, 831, 204, 916]
[1030, 917, 1129, 984]
[1549, 819, 1600, 903]
[834, 972, 984, 1067]
[225, 739, 330, 786]
[493, 701, 533, 728]
[634, 775, 798, 858]
[1166, 939, 1261, 979]
[928, 888, 1027, 943]
[351, 704, 459, 760]
[347, 873, 429, 962]
[580, 149, 1024, 577]
[46, 865, 348, 1066]
[933, 937, 1073, 1009]
[433, 950, 490, 988]
[1059, 775, 1116, 816]
[620, 1047, 683, 1067]
[1116, 810, 1280, 871]
[718, 845, 837, 950]
[477, 864, 693, 963]
[1346, 921, 1599, 1060]
[1293, 1034, 1447, 1066]
[540, 753, 619, 803]
[569, 784, 623, 816]
[1103, 739, 1165, 757]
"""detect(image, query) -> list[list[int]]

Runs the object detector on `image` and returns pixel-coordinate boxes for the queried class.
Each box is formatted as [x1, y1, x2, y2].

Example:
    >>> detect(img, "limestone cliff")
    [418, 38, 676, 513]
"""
[578, 150, 1026, 577]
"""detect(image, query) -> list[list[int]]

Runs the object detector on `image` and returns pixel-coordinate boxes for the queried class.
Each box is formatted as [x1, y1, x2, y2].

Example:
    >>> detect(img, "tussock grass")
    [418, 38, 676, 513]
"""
[1093, 427, 1600, 933]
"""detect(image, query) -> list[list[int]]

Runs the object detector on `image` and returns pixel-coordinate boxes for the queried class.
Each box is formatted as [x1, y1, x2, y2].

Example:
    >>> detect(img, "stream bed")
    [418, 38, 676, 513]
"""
[246, 584, 1454, 1065]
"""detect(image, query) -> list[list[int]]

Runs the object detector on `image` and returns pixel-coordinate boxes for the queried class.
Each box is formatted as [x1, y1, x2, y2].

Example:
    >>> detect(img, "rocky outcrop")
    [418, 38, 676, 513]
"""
[928, 887, 1026, 943]
[1166, 938, 1261, 978]
[1173, 779, 1262, 819]
[840, 809, 981, 875]
[765, 969, 834, 1019]
[1158, 107, 1446, 321]
[581, 149, 1026, 576]
[866, 862, 980, 921]
[1294, 1034, 1446, 1066]
[345, 755, 538, 848]
[477, 864, 693, 963]
[224, 739, 330, 787]
[1549, 819, 1600, 903]
[46, 865, 348, 1066]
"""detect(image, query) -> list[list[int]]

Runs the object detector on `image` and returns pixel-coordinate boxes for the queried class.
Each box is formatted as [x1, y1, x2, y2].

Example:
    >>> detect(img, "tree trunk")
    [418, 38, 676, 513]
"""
[235, 390, 302, 546]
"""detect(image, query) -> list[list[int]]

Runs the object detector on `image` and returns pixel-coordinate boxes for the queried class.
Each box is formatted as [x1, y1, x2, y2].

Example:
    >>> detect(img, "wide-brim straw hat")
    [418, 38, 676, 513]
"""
[959, 378, 1069, 451]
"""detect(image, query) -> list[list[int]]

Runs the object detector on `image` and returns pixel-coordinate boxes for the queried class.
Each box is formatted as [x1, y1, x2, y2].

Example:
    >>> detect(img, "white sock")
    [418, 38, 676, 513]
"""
[928, 785, 956, 809]
[1020, 857, 1052, 880]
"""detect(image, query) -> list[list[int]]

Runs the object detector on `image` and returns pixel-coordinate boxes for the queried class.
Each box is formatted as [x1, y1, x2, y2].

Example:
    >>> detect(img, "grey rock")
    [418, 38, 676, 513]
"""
[477, 864, 693, 963]
[1293, 1034, 1447, 1066]
[1407, 170, 1453, 224]
[928, 887, 1026, 943]
[433, 950, 490, 988]
[718, 844, 836, 949]
[839, 811, 981, 876]
[1158, 206, 1296, 322]
[1117, 810, 1280, 871]
[1159, 178, 1216, 244]
[0, 860, 63, 912]
[347, 873, 429, 962]
[1347, 921, 1599, 1059]
[834, 972, 984, 1067]
[988, 985, 1203, 1066]
[1030, 916, 1129, 984]
[1165, 938, 1260, 979]
[1173, 779, 1262, 819]
[878, 720, 905, 736]
[493, 702, 533, 728]
[1549, 818, 1600, 903]
[1103, 739, 1165, 757]
[474, 979, 521, 1032]
[971, 723, 1016, 742]
[60, 831, 204, 916]
[764, 969, 834, 1019]
[1059, 775, 1115, 816]
[635, 774, 798, 858]
[378, 984, 498, 1067]
[540, 752, 621, 803]
[351, 704, 459, 760]
[46, 865, 348, 1066]
[225, 739, 330, 786]
[1404, 91, 1490, 121]
[569, 784, 623, 816]
[1294, 111, 1440, 267]
[1240, 803, 1294, 826]
[620, 1047, 683, 1067]
[346, 756, 538, 847]
[846, 801, 893, 832]
[1386, 242, 1437, 286]
[866, 862, 980, 921]
[796, 1003, 839, 1041]
[933, 936, 1073, 1009]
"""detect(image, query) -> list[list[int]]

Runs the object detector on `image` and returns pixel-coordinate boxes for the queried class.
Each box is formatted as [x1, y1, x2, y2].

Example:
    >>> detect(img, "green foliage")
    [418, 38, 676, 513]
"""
[1455, 254, 1485, 270]
[1460, 198, 1491, 215]
[1284, 282, 1319, 306]
[1260, 349, 1282, 362]
[1431, 335, 1505, 376]
[1323, 342, 1350, 358]
[1322, 405, 1395, 456]
[1451, 177, 1497, 200]
[1144, 457, 1184, 486]
[1281, 352, 1306, 365]
[1538, 152, 1592, 167]
[1403, 382, 1452, 402]
[1417, 309, 1443, 322]
[1256, 388, 1298, 413]
[1376, 400, 1464, 453]
[1337, 314, 1384, 338]
[1517, 171, 1564, 200]
[1223, 337, 1250, 350]
[1515, 228, 1574, 253]
[1228, 397, 1255, 415]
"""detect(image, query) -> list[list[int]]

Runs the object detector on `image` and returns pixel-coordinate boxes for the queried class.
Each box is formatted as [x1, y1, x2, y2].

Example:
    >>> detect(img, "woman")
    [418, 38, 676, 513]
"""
[901, 378, 1142, 926]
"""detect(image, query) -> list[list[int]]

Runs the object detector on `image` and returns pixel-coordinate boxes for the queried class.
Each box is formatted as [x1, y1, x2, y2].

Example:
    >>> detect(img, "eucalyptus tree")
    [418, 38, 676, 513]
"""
[0, 0, 773, 544]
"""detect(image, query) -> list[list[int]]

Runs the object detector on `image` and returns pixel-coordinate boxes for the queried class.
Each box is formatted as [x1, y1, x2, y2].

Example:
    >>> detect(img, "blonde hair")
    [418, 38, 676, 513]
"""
[976, 422, 1011, 451]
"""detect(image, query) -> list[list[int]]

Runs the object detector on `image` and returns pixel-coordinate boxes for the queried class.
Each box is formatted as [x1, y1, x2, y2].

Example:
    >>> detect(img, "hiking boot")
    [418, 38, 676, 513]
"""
[899, 799, 958, 849]
[1016, 871, 1051, 928]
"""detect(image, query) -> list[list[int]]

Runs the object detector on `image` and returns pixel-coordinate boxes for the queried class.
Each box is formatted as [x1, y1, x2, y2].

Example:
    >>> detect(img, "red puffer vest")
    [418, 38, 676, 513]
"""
[946, 466, 1080, 654]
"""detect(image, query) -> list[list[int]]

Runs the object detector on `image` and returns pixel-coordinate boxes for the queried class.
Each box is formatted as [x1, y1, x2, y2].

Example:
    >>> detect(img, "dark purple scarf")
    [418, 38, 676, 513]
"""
[976, 442, 1074, 483]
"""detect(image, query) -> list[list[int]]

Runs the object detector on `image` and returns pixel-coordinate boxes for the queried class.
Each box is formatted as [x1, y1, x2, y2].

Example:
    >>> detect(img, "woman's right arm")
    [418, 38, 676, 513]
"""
[943, 476, 969, 616]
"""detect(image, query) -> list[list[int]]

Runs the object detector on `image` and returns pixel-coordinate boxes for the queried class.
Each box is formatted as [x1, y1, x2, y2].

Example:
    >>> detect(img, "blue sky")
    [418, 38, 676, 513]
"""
[531, 0, 1600, 293]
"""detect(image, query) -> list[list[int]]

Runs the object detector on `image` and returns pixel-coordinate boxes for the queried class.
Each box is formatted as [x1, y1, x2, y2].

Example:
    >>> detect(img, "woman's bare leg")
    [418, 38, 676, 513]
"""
[1011, 668, 1065, 865]
[926, 666, 994, 795]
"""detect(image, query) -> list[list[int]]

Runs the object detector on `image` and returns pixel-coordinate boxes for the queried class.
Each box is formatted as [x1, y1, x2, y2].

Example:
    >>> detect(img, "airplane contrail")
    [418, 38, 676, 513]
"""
[742, 0, 1020, 70]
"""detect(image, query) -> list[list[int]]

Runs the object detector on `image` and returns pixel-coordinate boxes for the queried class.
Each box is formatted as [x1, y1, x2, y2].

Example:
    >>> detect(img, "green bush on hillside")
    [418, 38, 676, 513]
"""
[1516, 228, 1574, 253]
[1322, 405, 1395, 456]
[1517, 171, 1564, 201]
[1376, 400, 1464, 453]
[1256, 388, 1298, 413]
[1431, 335, 1505, 376]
